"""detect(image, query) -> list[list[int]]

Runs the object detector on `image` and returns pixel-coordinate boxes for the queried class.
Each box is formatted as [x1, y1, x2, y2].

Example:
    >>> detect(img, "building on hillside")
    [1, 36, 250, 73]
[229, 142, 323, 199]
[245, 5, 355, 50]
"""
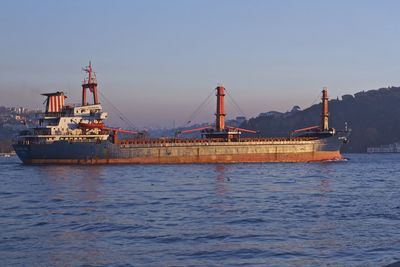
[367, 143, 400, 153]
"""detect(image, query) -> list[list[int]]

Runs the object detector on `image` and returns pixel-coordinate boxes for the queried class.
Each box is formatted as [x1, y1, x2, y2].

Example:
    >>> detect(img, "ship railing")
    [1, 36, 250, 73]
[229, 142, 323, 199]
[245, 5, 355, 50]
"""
[15, 136, 44, 145]
[37, 112, 72, 119]
[38, 108, 77, 118]
[116, 136, 318, 145]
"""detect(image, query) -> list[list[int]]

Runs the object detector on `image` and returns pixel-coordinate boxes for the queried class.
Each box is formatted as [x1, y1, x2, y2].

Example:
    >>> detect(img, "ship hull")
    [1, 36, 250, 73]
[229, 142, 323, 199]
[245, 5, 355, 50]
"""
[13, 135, 345, 164]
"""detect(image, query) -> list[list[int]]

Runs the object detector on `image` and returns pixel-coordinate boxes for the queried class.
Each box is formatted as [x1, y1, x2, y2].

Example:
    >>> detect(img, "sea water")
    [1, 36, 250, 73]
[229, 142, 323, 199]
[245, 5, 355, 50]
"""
[0, 154, 399, 266]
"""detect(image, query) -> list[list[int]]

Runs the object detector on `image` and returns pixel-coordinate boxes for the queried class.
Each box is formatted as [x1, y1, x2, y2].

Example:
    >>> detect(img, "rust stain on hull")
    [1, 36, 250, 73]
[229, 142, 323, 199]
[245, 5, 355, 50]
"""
[25, 151, 343, 165]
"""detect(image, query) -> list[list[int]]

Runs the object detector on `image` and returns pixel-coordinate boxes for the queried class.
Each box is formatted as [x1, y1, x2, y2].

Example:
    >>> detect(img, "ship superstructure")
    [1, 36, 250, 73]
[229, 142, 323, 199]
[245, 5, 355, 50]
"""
[13, 64, 348, 164]
[19, 63, 110, 145]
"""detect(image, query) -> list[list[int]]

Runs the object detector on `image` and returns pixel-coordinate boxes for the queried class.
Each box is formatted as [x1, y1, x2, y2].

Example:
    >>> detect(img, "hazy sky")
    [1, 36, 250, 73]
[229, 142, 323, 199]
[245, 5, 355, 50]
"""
[1, 0, 400, 128]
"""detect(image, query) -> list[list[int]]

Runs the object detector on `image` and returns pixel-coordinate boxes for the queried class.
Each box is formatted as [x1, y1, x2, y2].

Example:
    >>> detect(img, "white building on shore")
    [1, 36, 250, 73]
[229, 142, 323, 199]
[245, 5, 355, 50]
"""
[367, 143, 400, 153]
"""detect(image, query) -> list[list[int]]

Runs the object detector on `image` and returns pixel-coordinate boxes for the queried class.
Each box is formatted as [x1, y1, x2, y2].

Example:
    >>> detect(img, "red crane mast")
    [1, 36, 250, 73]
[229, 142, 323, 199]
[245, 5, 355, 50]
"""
[215, 85, 226, 132]
[321, 87, 329, 131]
[82, 62, 99, 106]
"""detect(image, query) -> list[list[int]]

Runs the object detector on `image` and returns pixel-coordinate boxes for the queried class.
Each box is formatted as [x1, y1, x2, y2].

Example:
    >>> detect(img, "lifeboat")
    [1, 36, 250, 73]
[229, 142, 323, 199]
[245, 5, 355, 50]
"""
[79, 122, 105, 129]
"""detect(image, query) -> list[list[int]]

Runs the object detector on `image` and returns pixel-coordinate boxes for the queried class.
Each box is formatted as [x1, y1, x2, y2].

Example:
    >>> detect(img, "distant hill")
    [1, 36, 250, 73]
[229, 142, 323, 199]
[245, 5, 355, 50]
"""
[242, 86, 400, 152]
[0, 106, 37, 153]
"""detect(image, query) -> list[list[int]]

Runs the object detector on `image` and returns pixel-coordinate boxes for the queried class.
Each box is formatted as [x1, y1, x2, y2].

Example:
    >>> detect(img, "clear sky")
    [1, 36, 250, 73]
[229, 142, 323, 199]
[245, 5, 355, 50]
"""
[1, 0, 400, 128]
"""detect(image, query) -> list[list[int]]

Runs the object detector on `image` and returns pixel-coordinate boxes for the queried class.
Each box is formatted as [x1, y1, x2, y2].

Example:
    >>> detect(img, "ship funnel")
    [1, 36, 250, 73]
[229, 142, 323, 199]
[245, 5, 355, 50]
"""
[82, 62, 99, 106]
[42, 92, 66, 113]
[215, 85, 226, 132]
[321, 87, 329, 131]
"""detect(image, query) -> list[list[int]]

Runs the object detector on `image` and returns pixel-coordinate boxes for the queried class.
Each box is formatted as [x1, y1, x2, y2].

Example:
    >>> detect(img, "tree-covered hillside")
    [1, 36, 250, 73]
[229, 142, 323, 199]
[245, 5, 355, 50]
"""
[243, 87, 400, 152]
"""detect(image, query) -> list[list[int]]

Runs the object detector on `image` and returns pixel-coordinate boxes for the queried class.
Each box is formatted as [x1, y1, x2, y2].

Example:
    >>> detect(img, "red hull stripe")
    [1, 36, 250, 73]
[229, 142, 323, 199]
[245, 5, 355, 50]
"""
[24, 151, 343, 165]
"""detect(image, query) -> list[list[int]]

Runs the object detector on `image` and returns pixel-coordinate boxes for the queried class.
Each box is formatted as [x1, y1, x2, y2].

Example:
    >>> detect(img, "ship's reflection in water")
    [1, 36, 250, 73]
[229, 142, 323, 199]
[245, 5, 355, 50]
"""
[215, 164, 228, 195]
[308, 164, 338, 254]
[38, 165, 108, 267]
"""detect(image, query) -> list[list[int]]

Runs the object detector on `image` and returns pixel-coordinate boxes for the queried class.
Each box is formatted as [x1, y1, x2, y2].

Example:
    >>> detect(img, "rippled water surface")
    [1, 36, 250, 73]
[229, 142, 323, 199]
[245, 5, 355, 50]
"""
[1, 154, 400, 266]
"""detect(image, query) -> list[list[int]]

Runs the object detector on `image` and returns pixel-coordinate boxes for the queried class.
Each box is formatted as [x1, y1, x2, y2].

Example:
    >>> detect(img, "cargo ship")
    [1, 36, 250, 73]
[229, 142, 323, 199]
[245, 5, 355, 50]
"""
[13, 63, 349, 164]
